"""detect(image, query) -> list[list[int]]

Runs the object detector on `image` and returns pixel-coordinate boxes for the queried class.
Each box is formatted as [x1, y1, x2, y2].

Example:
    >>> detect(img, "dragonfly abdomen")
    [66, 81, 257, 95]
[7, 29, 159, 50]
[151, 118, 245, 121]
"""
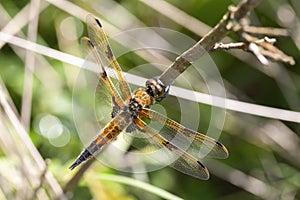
[69, 148, 92, 170]
[69, 135, 109, 170]
[69, 111, 132, 170]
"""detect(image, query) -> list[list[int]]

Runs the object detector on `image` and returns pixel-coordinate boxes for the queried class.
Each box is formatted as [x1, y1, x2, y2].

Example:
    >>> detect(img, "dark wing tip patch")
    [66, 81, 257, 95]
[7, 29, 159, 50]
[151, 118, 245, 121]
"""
[197, 160, 205, 169]
[215, 141, 223, 147]
[215, 141, 229, 158]
[94, 17, 102, 28]
[196, 161, 210, 180]
[87, 38, 95, 48]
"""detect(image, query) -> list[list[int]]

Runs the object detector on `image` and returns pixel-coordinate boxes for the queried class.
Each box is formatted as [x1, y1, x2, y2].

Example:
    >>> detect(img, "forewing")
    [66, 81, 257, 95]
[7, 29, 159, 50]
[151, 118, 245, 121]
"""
[86, 14, 131, 100]
[81, 36, 124, 110]
[139, 108, 229, 159]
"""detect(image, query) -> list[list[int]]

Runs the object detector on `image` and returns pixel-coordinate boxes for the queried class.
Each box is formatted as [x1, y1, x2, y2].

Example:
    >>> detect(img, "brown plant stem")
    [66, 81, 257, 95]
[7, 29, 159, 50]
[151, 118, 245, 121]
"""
[158, 0, 262, 86]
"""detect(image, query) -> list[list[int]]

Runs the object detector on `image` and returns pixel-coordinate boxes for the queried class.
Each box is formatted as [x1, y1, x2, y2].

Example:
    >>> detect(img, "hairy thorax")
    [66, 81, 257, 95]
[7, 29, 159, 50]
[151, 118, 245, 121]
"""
[127, 88, 154, 117]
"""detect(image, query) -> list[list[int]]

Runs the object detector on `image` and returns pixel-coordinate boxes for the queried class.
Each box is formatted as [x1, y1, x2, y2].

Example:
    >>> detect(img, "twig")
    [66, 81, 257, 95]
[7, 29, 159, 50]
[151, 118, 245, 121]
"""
[21, 0, 40, 131]
[213, 37, 277, 51]
[242, 32, 295, 65]
[0, 78, 64, 199]
[212, 42, 246, 51]
[30, 160, 50, 200]
[213, 35, 294, 66]
[158, 0, 263, 86]
[63, 158, 95, 193]
[244, 26, 289, 36]
[158, 0, 296, 86]
[256, 37, 276, 44]
[248, 42, 269, 65]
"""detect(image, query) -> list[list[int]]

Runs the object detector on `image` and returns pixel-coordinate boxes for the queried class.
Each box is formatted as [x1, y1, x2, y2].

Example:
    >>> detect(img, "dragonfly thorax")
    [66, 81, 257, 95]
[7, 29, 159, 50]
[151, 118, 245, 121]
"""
[128, 88, 154, 117]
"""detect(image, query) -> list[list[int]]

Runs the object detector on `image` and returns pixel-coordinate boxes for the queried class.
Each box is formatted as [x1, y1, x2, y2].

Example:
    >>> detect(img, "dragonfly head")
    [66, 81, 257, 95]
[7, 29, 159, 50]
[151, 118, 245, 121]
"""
[146, 77, 170, 102]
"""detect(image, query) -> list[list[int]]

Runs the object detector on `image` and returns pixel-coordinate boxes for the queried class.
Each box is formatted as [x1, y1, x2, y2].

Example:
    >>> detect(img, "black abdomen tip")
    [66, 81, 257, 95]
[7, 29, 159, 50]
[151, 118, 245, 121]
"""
[69, 148, 92, 170]
[69, 161, 80, 170]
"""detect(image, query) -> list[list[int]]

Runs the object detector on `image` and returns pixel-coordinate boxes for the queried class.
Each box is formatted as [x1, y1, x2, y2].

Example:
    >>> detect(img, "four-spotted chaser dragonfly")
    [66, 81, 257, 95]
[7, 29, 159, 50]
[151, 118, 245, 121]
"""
[69, 14, 228, 180]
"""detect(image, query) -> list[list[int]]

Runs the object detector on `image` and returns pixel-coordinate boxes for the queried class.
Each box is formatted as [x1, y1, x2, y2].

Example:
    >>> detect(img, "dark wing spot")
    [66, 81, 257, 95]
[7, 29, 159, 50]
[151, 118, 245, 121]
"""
[215, 141, 224, 148]
[215, 140, 229, 158]
[106, 45, 114, 59]
[94, 18, 102, 27]
[101, 71, 108, 79]
[87, 38, 95, 48]
[162, 141, 171, 148]
[197, 160, 206, 169]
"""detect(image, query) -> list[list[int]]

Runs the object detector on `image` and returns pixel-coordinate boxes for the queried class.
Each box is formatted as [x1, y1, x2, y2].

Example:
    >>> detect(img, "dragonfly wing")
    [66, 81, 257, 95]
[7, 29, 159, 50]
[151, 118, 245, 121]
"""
[81, 36, 125, 110]
[139, 108, 229, 159]
[86, 14, 131, 100]
[132, 117, 210, 180]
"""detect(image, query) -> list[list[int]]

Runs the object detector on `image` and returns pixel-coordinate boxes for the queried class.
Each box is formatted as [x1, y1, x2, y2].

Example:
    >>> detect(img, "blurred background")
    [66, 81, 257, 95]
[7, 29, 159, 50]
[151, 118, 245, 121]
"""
[0, 0, 299, 199]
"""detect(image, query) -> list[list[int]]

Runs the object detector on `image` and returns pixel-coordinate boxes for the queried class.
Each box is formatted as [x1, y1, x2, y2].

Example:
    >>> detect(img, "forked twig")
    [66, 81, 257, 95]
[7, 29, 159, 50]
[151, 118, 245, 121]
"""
[159, 0, 294, 86]
[241, 33, 295, 65]
[30, 159, 50, 200]
[159, 0, 264, 86]
[63, 158, 95, 193]
[243, 26, 289, 36]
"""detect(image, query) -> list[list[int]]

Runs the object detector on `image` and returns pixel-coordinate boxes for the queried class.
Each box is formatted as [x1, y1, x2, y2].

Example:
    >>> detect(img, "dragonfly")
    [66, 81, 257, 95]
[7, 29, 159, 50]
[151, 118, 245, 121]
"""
[69, 14, 229, 180]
